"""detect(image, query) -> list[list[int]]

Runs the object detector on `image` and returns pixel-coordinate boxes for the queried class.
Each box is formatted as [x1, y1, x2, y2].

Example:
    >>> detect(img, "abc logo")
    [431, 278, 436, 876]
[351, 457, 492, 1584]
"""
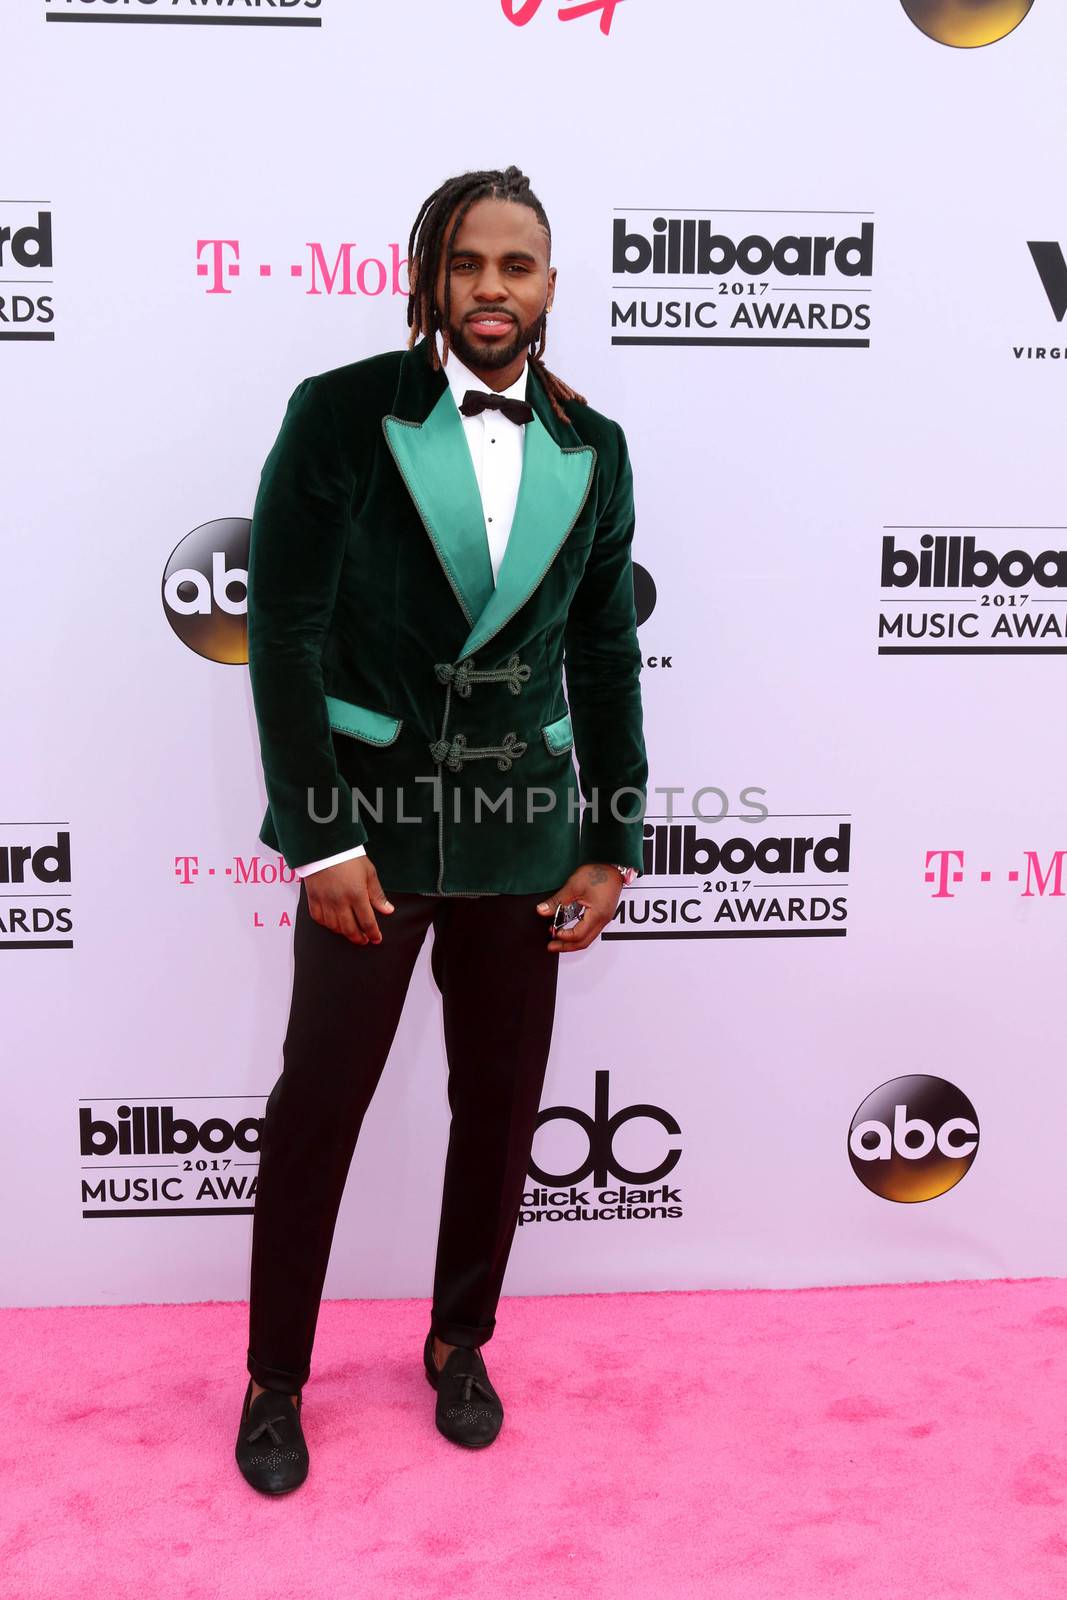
[900, 0, 1034, 48]
[162, 518, 250, 664]
[531, 1070, 680, 1186]
[848, 1075, 979, 1202]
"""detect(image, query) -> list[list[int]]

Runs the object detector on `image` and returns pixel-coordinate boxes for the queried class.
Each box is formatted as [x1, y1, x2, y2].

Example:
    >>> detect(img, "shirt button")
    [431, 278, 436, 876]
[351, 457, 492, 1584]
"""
[488, 516, 494, 522]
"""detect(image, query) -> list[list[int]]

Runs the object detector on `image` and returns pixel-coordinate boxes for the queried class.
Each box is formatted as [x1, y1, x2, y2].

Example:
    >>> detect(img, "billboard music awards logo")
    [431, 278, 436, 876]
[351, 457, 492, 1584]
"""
[0, 204, 53, 341]
[611, 210, 873, 349]
[849, 1076, 979, 1202]
[45, 0, 324, 25]
[604, 801, 852, 940]
[78, 1096, 266, 1217]
[878, 526, 1067, 653]
[0, 826, 73, 950]
[162, 518, 249, 663]
[1016, 241, 1067, 361]
[899, 0, 1035, 48]
[522, 1070, 682, 1227]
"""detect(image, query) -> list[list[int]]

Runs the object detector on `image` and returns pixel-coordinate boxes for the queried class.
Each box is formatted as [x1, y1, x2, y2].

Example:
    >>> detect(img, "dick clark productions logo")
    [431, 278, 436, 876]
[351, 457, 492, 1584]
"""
[521, 1070, 683, 1227]
[848, 1076, 979, 1202]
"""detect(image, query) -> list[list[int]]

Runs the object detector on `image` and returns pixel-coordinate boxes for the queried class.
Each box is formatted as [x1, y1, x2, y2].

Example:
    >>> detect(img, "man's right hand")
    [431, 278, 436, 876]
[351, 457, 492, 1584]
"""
[303, 855, 394, 945]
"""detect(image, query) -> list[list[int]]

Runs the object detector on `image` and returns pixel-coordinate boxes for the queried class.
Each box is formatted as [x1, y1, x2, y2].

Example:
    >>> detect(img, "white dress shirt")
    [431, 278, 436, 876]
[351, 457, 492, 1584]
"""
[293, 342, 530, 878]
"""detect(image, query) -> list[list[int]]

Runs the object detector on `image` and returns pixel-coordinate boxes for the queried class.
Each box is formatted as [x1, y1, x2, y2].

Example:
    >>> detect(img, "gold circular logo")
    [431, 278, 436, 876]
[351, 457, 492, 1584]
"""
[162, 518, 250, 664]
[848, 1075, 979, 1202]
[900, 0, 1035, 47]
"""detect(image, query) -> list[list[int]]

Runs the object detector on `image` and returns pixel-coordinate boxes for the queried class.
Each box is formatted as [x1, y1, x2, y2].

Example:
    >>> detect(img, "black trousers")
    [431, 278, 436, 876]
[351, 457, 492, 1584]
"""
[246, 879, 560, 1394]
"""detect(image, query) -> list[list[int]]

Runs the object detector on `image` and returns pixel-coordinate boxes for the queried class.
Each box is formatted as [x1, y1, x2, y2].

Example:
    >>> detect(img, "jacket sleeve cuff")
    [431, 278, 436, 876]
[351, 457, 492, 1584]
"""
[579, 812, 645, 875]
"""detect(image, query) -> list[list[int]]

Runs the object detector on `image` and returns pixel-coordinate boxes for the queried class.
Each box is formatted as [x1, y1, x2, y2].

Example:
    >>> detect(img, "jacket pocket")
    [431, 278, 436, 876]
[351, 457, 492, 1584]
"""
[325, 694, 402, 746]
[541, 711, 574, 755]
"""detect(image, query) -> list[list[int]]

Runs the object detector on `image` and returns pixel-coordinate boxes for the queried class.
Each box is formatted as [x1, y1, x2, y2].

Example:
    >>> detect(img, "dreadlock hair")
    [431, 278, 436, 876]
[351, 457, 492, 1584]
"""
[405, 165, 586, 424]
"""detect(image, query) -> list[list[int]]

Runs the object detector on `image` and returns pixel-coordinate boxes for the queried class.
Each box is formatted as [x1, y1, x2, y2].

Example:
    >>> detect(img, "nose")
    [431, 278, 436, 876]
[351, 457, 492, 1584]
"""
[473, 268, 510, 302]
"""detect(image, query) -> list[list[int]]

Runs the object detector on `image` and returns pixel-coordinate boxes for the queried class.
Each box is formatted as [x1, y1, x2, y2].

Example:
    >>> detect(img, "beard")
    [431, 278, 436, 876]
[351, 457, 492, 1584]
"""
[446, 305, 546, 372]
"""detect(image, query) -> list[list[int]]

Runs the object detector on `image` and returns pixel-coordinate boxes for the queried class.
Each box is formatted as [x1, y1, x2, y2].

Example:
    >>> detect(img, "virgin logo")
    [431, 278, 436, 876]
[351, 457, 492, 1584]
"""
[501, 0, 625, 36]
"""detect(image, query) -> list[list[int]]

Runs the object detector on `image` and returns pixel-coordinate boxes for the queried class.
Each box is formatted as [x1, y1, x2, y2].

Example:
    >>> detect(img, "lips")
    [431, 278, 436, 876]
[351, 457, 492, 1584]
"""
[467, 315, 515, 336]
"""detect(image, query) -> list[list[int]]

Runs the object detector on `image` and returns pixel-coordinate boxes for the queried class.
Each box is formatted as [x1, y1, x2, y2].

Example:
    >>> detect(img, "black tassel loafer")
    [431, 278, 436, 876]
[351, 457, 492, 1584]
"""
[423, 1330, 504, 1449]
[235, 1379, 309, 1494]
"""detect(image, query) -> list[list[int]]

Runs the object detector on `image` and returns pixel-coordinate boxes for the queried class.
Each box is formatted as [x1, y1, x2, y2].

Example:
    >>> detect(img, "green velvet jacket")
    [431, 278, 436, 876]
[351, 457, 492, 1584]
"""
[247, 337, 647, 895]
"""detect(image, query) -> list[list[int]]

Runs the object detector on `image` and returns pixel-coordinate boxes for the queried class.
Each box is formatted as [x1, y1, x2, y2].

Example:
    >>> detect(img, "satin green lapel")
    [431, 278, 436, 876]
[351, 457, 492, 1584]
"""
[459, 409, 596, 661]
[382, 386, 496, 627]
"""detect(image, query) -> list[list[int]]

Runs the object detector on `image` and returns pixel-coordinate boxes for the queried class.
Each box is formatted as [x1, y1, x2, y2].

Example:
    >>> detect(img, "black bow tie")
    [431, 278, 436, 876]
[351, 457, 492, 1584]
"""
[459, 389, 533, 426]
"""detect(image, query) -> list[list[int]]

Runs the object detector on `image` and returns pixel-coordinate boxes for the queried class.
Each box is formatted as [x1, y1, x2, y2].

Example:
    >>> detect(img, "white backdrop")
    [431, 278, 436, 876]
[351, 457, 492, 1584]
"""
[4, 0, 1066, 1309]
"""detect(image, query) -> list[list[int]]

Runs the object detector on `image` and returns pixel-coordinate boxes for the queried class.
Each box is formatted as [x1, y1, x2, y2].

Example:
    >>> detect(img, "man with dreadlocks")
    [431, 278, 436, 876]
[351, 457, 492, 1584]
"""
[236, 165, 647, 1494]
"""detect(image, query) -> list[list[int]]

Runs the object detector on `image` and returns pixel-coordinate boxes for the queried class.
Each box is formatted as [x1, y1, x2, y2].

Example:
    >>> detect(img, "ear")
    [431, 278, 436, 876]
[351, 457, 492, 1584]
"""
[546, 264, 557, 313]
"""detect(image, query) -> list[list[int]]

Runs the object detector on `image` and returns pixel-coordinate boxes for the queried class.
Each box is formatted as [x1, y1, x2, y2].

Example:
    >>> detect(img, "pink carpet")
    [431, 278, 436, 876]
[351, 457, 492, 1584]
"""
[3, 1279, 1067, 1600]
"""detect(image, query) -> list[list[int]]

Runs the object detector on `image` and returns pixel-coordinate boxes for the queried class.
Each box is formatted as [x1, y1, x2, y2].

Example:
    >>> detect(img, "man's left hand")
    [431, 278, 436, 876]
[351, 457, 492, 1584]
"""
[536, 863, 624, 953]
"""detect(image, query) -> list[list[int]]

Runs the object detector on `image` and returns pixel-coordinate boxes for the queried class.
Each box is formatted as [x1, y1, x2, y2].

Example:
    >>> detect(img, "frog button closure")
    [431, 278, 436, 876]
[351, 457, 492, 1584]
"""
[428, 732, 528, 774]
[433, 654, 531, 698]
